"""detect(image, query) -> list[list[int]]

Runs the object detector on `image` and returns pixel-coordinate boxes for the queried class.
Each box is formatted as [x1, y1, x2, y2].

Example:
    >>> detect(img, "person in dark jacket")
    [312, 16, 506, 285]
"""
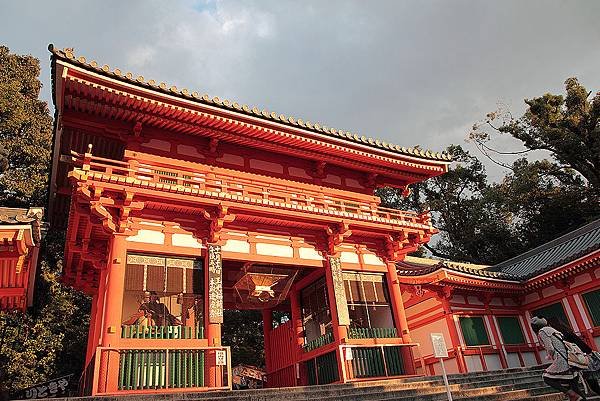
[547, 317, 600, 396]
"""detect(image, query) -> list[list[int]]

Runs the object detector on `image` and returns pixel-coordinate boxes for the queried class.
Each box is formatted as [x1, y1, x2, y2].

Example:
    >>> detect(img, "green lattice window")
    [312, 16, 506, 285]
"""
[582, 289, 600, 327]
[532, 302, 571, 328]
[497, 316, 525, 345]
[459, 316, 490, 346]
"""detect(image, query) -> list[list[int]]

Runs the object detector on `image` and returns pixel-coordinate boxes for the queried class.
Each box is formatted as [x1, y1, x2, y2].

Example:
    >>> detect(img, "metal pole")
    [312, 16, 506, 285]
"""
[439, 357, 453, 401]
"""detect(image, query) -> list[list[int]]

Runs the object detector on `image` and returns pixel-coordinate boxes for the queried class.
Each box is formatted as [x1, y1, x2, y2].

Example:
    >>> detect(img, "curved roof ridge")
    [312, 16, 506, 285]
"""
[48, 44, 451, 163]
[397, 256, 520, 281]
[491, 218, 600, 274]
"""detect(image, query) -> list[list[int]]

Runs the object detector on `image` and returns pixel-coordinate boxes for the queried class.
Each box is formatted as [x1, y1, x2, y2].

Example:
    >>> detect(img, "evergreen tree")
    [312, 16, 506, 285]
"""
[0, 45, 53, 207]
[0, 45, 90, 395]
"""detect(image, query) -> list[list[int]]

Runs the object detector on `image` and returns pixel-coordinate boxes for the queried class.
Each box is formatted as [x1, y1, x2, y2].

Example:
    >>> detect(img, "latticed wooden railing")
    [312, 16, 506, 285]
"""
[118, 349, 205, 390]
[349, 346, 405, 378]
[121, 325, 205, 339]
[348, 327, 398, 339]
[87, 345, 231, 395]
[303, 331, 334, 353]
[305, 350, 339, 385]
[69, 149, 434, 228]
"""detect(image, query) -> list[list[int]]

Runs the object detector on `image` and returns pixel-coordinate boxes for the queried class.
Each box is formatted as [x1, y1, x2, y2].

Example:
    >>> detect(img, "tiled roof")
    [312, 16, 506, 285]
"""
[397, 218, 600, 283]
[397, 256, 521, 281]
[0, 207, 45, 243]
[49, 45, 451, 163]
[0, 207, 43, 224]
[490, 218, 600, 280]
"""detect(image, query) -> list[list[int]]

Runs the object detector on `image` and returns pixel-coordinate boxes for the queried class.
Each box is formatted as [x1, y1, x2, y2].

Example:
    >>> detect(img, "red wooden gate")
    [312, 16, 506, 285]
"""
[266, 321, 297, 387]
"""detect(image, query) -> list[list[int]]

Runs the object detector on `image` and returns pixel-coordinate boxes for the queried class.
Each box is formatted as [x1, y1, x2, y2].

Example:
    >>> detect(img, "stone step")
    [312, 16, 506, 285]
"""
[177, 371, 546, 401]
[178, 376, 548, 401]
[53, 366, 557, 401]
[177, 373, 547, 401]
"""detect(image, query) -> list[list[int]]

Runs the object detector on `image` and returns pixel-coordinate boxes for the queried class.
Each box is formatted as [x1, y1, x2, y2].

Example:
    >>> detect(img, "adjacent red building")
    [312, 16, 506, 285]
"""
[401, 219, 600, 375]
[0, 207, 44, 311]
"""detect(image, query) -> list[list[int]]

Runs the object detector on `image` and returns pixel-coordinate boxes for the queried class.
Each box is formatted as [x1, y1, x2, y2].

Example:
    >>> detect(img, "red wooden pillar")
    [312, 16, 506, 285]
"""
[324, 256, 348, 382]
[205, 244, 223, 388]
[289, 290, 304, 353]
[386, 262, 411, 343]
[487, 315, 508, 369]
[386, 262, 415, 374]
[262, 309, 273, 377]
[85, 293, 99, 366]
[566, 294, 595, 348]
[289, 289, 304, 386]
[444, 300, 466, 373]
[97, 233, 127, 394]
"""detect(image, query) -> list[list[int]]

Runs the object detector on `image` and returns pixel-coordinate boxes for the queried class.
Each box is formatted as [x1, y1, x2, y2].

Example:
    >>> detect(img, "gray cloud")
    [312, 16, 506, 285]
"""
[2, 0, 599, 179]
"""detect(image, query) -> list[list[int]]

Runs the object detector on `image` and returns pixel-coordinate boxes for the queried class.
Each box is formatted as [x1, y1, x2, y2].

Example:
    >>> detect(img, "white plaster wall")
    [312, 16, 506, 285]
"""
[467, 296, 483, 305]
[562, 298, 578, 328]
[172, 234, 202, 248]
[127, 229, 165, 244]
[298, 247, 323, 260]
[256, 243, 294, 258]
[142, 139, 171, 151]
[542, 286, 562, 297]
[340, 251, 359, 264]
[506, 353, 521, 368]
[217, 153, 244, 166]
[524, 293, 541, 304]
[222, 239, 251, 254]
[362, 253, 385, 266]
[464, 355, 484, 372]
[484, 354, 503, 371]
[522, 352, 538, 367]
[177, 144, 204, 159]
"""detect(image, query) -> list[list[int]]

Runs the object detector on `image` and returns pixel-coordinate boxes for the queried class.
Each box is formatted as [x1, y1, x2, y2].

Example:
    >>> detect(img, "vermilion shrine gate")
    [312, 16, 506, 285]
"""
[47, 45, 451, 396]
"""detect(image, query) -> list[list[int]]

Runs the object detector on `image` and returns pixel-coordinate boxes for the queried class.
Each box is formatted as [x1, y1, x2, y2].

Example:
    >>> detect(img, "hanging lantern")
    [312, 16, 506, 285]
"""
[233, 264, 298, 309]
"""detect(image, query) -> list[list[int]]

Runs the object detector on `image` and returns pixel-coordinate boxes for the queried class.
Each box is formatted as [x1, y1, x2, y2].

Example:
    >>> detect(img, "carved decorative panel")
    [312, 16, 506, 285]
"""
[207, 244, 223, 324]
[126, 254, 165, 266]
[328, 256, 350, 326]
[166, 258, 195, 268]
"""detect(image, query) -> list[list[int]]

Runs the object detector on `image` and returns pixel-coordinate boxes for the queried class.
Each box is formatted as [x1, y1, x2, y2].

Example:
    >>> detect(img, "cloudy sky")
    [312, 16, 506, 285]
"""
[2, 0, 599, 180]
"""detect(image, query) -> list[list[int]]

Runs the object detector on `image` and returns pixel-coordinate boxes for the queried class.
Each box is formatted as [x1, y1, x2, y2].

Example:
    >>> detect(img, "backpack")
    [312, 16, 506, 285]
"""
[552, 332, 590, 370]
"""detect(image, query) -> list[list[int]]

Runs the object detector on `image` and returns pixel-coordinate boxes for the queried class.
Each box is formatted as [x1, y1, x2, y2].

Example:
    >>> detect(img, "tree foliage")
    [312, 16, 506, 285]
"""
[0, 45, 53, 207]
[221, 310, 265, 368]
[379, 145, 521, 265]
[382, 78, 600, 265]
[0, 46, 89, 396]
[471, 77, 600, 192]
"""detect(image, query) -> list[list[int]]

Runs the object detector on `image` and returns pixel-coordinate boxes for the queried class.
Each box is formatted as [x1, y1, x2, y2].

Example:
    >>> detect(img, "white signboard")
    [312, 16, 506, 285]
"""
[430, 333, 453, 401]
[344, 348, 353, 361]
[216, 350, 227, 366]
[431, 333, 449, 358]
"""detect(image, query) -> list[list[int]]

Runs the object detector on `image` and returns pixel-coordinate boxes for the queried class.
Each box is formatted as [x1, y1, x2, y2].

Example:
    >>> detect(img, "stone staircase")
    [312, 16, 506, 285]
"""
[57, 366, 599, 401]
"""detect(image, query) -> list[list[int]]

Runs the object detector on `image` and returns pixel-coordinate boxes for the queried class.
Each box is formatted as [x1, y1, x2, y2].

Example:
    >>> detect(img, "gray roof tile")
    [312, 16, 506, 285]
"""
[490, 218, 600, 279]
[397, 218, 600, 283]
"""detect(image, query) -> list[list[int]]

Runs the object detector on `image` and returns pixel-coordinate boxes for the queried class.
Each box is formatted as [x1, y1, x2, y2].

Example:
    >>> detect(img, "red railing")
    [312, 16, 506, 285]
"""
[69, 149, 433, 228]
